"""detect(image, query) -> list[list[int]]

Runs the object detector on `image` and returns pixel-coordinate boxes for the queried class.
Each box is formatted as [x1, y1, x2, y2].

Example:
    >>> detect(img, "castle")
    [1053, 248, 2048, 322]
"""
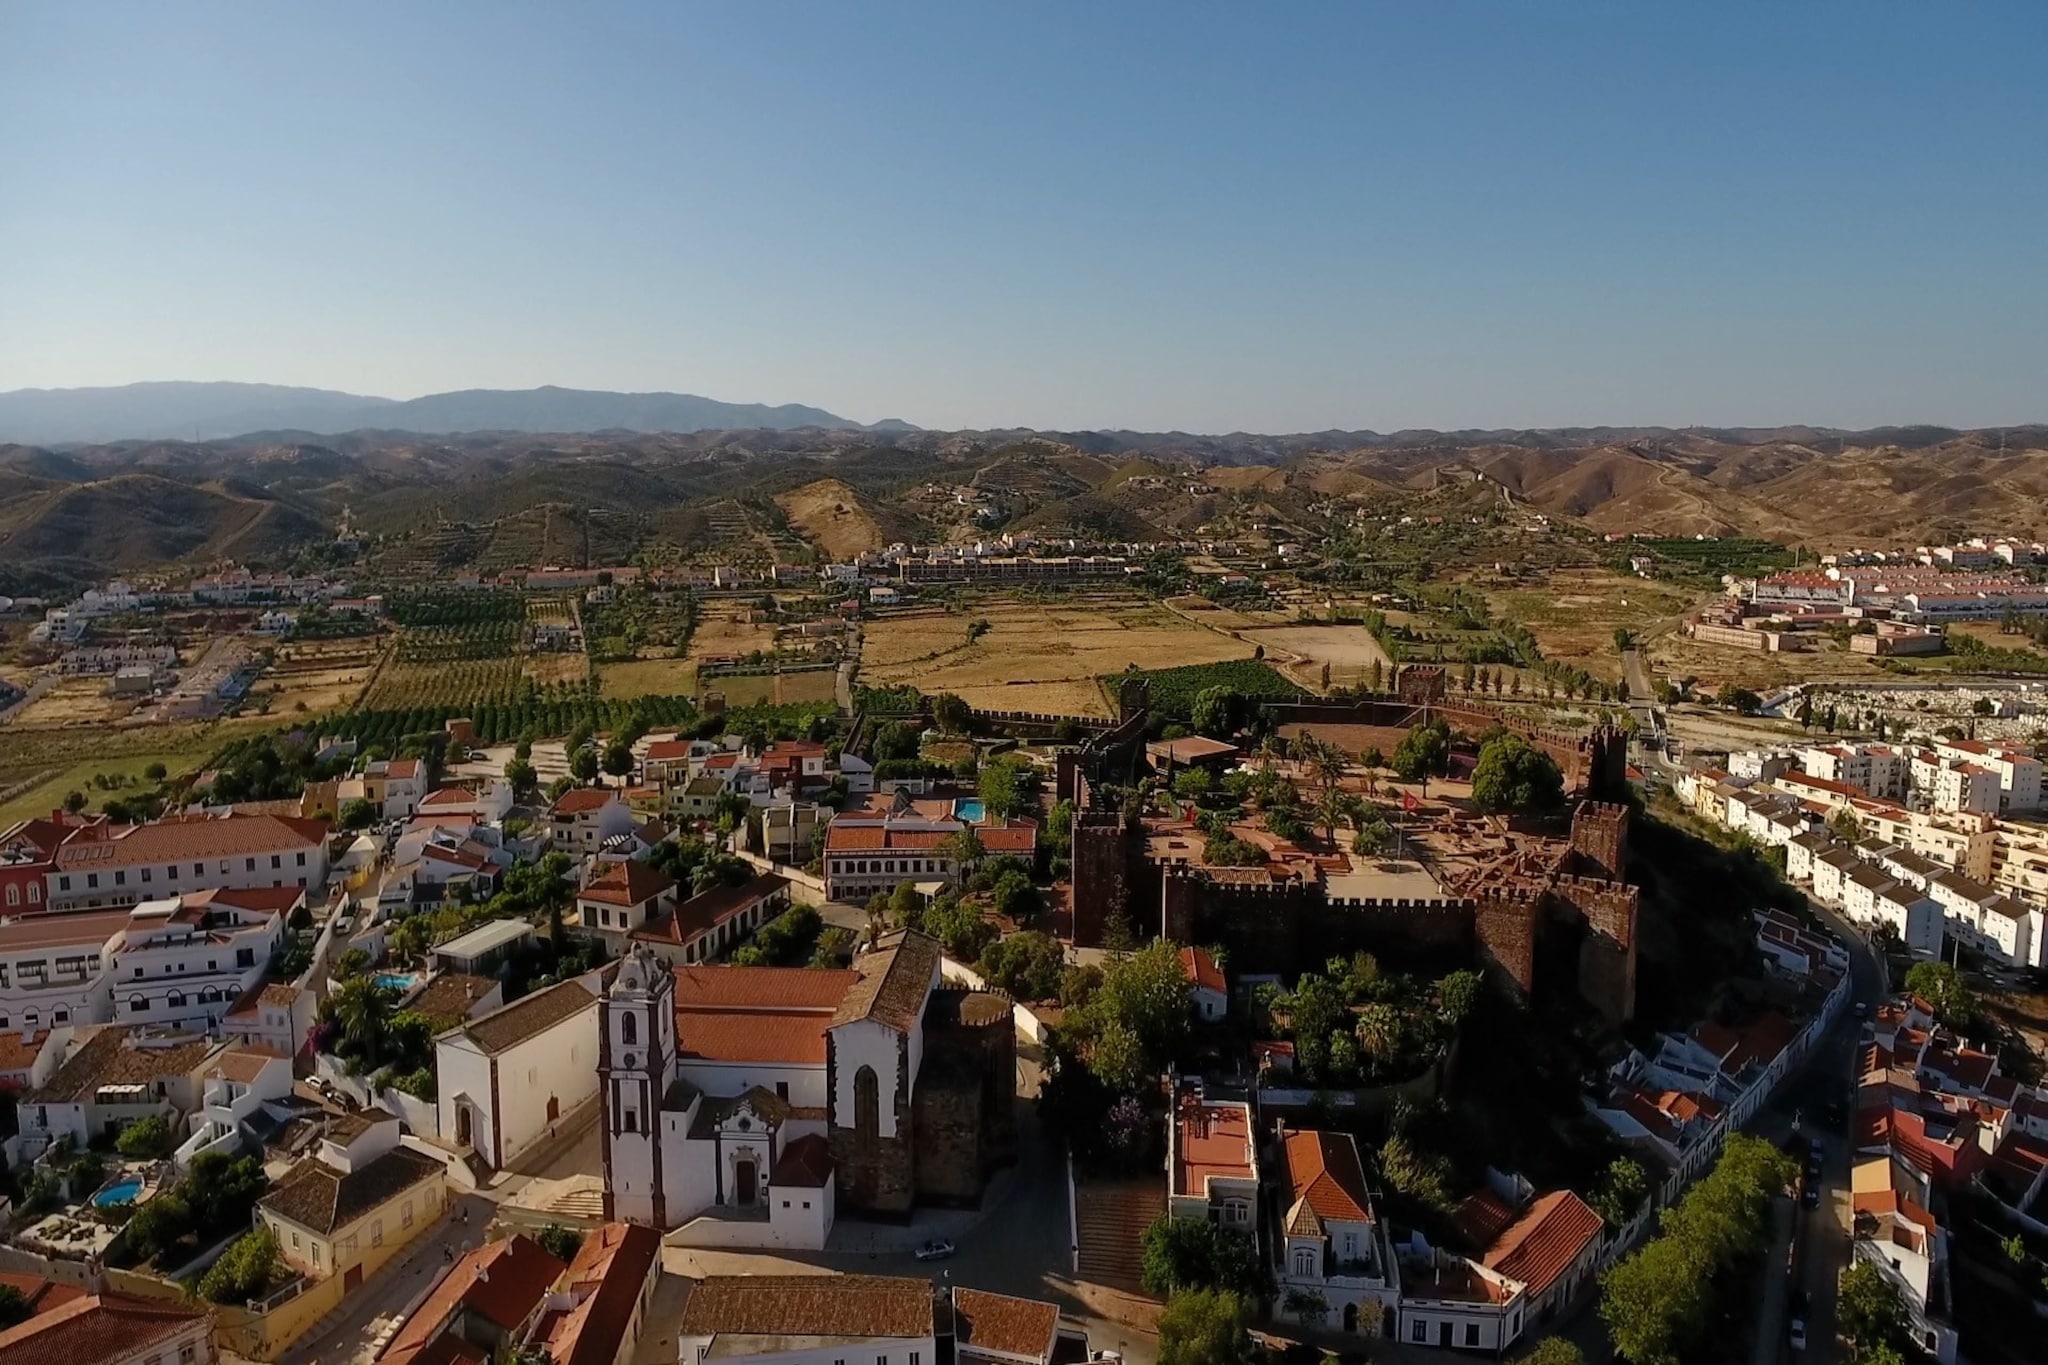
[1063, 677, 1642, 1024]
[599, 930, 1014, 1248]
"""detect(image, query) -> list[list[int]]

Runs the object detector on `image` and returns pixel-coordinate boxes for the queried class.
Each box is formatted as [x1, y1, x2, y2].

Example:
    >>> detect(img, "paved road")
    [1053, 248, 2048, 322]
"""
[283, 1191, 499, 1365]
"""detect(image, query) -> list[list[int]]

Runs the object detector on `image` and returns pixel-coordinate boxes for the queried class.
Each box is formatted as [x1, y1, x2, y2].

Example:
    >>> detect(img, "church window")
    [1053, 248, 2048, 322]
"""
[622, 1012, 637, 1046]
[854, 1065, 879, 1138]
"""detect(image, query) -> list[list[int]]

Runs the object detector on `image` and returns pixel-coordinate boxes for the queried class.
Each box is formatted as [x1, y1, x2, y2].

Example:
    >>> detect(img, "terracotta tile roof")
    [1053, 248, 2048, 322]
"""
[0, 1277, 84, 1317]
[1147, 736, 1241, 763]
[951, 1288, 1060, 1362]
[0, 1030, 50, 1076]
[770, 1134, 835, 1189]
[645, 740, 694, 762]
[329, 1106, 398, 1143]
[546, 1223, 663, 1365]
[209, 1046, 286, 1084]
[53, 814, 327, 870]
[637, 874, 789, 946]
[408, 973, 498, 1023]
[0, 910, 133, 952]
[1480, 1191, 1604, 1300]
[677, 1275, 933, 1341]
[1178, 946, 1225, 994]
[831, 932, 940, 1033]
[1451, 1189, 1517, 1248]
[28, 1027, 218, 1104]
[420, 787, 481, 807]
[0, 1295, 208, 1365]
[1280, 1129, 1374, 1236]
[673, 965, 857, 1012]
[551, 789, 618, 816]
[454, 979, 598, 1055]
[190, 884, 308, 915]
[382, 1235, 566, 1360]
[825, 821, 1037, 854]
[261, 1144, 445, 1234]
[577, 860, 676, 908]
[226, 981, 302, 1018]
[677, 1010, 834, 1066]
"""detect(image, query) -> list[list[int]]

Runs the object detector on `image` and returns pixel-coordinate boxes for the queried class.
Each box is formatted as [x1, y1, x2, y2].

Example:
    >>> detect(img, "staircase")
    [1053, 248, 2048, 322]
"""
[547, 1184, 607, 1220]
[1073, 1179, 1166, 1292]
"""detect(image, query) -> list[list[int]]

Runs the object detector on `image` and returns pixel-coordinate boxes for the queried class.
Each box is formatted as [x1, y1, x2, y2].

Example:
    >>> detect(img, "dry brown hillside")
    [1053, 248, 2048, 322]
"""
[774, 477, 918, 558]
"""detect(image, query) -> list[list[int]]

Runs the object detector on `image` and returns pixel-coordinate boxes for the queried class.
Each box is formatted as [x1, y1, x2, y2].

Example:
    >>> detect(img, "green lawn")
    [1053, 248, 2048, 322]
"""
[0, 750, 212, 828]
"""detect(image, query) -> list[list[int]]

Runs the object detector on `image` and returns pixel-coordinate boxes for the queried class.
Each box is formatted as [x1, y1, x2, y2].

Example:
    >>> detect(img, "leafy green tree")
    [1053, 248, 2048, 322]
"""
[1391, 718, 1452, 783]
[933, 693, 973, 733]
[940, 827, 986, 872]
[1190, 688, 1239, 738]
[978, 930, 1066, 999]
[811, 925, 855, 966]
[1903, 961, 1978, 1026]
[335, 947, 373, 978]
[603, 739, 636, 780]
[1588, 1155, 1649, 1227]
[504, 756, 537, 793]
[1469, 733, 1565, 814]
[1156, 1289, 1250, 1365]
[63, 791, 87, 814]
[1837, 1257, 1913, 1361]
[924, 897, 995, 961]
[143, 762, 168, 783]
[198, 1228, 279, 1305]
[536, 1223, 584, 1262]
[1437, 969, 1482, 1026]
[1521, 1340, 1588, 1365]
[978, 757, 1038, 820]
[991, 870, 1041, 921]
[116, 1115, 175, 1160]
[121, 1192, 192, 1264]
[326, 975, 398, 1066]
[569, 746, 601, 785]
[0, 1286, 28, 1329]
[1171, 767, 1213, 802]
[1141, 1216, 1263, 1297]
[340, 798, 379, 831]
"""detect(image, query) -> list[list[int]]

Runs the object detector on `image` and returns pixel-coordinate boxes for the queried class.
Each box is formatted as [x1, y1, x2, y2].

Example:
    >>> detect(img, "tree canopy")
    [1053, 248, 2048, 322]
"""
[1391, 718, 1453, 782]
[1469, 732, 1564, 814]
[1156, 1289, 1251, 1365]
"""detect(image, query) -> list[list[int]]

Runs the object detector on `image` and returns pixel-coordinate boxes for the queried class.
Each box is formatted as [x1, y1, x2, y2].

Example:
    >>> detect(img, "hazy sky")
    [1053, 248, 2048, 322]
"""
[4, 3, 2045, 432]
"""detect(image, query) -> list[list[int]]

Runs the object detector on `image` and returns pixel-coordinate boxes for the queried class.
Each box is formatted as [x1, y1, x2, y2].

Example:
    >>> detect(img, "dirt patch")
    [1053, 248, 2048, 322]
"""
[1482, 569, 1695, 682]
[600, 658, 698, 699]
[8, 678, 144, 728]
[860, 596, 1250, 717]
[523, 653, 591, 688]
[1239, 625, 1393, 671]
[774, 478, 897, 559]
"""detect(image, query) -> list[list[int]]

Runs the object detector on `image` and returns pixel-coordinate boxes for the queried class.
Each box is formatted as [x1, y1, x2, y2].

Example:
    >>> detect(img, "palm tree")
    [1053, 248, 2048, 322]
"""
[1314, 786, 1347, 847]
[328, 976, 395, 1067]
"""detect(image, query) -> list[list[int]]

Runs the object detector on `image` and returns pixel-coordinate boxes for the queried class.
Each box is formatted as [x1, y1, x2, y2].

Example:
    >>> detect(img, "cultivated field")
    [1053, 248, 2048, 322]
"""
[860, 596, 1252, 716]
[7, 677, 143, 728]
[1240, 624, 1393, 683]
[707, 670, 839, 708]
[599, 658, 698, 699]
[360, 656, 527, 711]
[688, 606, 779, 662]
[522, 653, 591, 688]
[252, 637, 382, 715]
[1481, 569, 1694, 682]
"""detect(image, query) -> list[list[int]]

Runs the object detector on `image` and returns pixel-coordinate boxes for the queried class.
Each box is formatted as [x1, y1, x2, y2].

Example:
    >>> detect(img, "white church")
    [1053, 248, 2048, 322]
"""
[599, 930, 945, 1250]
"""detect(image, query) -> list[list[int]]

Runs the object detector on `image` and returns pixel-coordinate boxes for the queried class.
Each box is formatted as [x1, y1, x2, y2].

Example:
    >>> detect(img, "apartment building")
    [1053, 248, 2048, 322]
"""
[46, 814, 329, 911]
[1931, 738, 2041, 813]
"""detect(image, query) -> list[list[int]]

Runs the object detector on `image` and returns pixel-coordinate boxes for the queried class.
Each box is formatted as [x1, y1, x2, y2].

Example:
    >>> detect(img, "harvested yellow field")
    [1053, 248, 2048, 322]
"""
[1238, 625, 1393, 671]
[708, 670, 839, 708]
[256, 638, 383, 715]
[1483, 569, 1694, 681]
[689, 608, 778, 661]
[861, 598, 1252, 717]
[9, 678, 142, 728]
[600, 658, 698, 699]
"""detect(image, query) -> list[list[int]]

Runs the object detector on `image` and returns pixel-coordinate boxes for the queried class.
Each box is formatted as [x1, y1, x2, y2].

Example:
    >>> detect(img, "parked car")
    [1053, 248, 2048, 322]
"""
[914, 1239, 955, 1262]
[1801, 1178, 1819, 1210]
[1788, 1291, 1809, 1352]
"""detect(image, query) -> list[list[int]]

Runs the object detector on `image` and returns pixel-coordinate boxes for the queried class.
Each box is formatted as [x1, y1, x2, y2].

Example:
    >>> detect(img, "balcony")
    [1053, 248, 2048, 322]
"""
[175, 1118, 243, 1170]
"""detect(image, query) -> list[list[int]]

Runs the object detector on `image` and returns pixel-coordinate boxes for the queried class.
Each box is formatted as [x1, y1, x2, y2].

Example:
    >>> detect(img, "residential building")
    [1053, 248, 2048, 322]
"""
[376, 1234, 567, 1365]
[574, 861, 680, 955]
[437, 974, 604, 1171]
[46, 814, 330, 911]
[175, 1044, 295, 1168]
[1391, 1252, 1527, 1355]
[110, 888, 296, 1029]
[533, 1221, 664, 1365]
[820, 796, 1036, 903]
[628, 874, 791, 967]
[431, 920, 536, 977]
[1474, 1190, 1604, 1329]
[1167, 1087, 1258, 1231]
[17, 1026, 220, 1155]
[947, 1289, 1070, 1365]
[1178, 947, 1227, 1023]
[223, 981, 316, 1057]
[0, 909, 127, 1032]
[757, 801, 824, 864]
[675, 1275, 935, 1365]
[1273, 1128, 1399, 1336]
[260, 1107, 449, 1285]
[0, 1295, 213, 1365]
[1931, 738, 2041, 813]
[549, 790, 636, 856]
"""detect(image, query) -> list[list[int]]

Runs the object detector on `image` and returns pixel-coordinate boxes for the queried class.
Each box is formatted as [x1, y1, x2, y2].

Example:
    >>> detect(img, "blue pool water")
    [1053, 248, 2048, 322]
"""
[93, 1179, 143, 1207]
[952, 799, 986, 823]
[373, 972, 421, 994]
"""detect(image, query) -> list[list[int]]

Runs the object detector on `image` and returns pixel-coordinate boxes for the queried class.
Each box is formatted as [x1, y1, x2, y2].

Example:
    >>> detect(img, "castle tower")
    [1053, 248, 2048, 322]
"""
[600, 946, 676, 1225]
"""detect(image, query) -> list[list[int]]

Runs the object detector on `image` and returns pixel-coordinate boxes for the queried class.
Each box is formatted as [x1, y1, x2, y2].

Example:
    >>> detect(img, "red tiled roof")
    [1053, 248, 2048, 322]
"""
[636, 874, 788, 946]
[645, 740, 694, 762]
[577, 860, 676, 908]
[0, 910, 131, 952]
[1280, 1129, 1374, 1234]
[551, 788, 618, 815]
[1452, 1190, 1517, 1248]
[825, 821, 1036, 853]
[209, 1046, 286, 1084]
[1178, 946, 1225, 994]
[952, 1289, 1061, 1362]
[673, 965, 857, 1011]
[382, 1336, 486, 1365]
[1482, 1191, 1604, 1300]
[0, 1295, 208, 1365]
[191, 884, 307, 914]
[0, 1277, 83, 1317]
[382, 1235, 567, 1361]
[0, 1031, 50, 1076]
[53, 814, 326, 870]
[677, 1275, 932, 1340]
[546, 1222, 662, 1365]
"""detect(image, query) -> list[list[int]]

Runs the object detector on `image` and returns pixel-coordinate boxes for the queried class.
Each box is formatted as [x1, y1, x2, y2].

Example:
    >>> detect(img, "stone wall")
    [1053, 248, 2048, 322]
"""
[826, 1032, 917, 1218]
[1570, 801, 1631, 880]
[1553, 875, 1640, 1025]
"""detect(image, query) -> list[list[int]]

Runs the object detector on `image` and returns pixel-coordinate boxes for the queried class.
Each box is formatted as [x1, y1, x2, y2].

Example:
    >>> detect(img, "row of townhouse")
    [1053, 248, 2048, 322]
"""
[1745, 737, 2039, 816]
[1842, 996, 2048, 1363]
[0, 885, 302, 1035]
[1164, 1084, 1606, 1354]
[12, 812, 334, 912]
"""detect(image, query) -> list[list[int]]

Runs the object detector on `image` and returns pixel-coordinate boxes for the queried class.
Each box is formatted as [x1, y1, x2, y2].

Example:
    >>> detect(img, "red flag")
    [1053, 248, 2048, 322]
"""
[1402, 790, 1418, 812]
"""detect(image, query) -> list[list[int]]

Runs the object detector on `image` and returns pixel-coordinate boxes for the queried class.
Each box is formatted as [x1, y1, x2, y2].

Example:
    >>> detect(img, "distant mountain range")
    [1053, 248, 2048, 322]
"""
[0, 381, 915, 443]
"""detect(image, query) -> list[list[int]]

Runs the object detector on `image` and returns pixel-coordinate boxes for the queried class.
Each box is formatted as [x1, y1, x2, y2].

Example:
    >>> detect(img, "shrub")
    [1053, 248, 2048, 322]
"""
[115, 1115, 175, 1160]
[198, 1229, 279, 1305]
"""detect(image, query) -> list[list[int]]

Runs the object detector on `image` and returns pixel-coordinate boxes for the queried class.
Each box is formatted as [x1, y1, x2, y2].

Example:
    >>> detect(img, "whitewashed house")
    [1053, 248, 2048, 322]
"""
[436, 973, 604, 1171]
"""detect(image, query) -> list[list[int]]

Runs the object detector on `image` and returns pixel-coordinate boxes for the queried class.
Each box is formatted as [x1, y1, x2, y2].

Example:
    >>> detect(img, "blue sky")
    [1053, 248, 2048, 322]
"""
[3, 3, 2044, 431]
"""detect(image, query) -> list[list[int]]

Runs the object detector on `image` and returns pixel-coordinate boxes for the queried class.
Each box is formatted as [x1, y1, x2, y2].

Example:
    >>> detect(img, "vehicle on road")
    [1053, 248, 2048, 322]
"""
[1788, 1291, 1809, 1352]
[914, 1239, 955, 1262]
[1801, 1178, 1819, 1210]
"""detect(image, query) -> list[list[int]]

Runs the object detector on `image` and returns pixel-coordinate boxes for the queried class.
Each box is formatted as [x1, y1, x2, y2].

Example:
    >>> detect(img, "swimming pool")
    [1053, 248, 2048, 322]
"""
[373, 972, 421, 994]
[952, 799, 986, 823]
[92, 1179, 143, 1207]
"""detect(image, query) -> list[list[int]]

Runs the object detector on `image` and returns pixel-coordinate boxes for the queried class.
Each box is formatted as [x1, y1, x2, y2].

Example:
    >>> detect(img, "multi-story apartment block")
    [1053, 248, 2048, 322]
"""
[46, 814, 329, 911]
[1931, 738, 2041, 813]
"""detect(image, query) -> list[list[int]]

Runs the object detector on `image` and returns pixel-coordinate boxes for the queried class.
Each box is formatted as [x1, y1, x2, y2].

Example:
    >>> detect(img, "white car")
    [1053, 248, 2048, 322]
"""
[1788, 1317, 1807, 1352]
[913, 1239, 955, 1262]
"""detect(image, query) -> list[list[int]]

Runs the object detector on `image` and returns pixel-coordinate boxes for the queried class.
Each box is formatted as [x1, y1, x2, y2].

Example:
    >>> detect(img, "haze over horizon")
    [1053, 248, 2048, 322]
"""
[5, 3, 2046, 433]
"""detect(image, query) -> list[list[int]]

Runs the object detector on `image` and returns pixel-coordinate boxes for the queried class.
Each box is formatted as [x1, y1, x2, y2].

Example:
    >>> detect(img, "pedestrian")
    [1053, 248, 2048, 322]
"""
[459, 1205, 469, 1225]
